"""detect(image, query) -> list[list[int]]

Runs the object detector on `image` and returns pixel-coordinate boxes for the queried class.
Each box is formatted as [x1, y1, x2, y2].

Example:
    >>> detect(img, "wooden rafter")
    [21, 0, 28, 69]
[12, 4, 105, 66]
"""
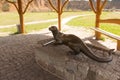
[60, 0, 69, 14]
[23, 0, 34, 14]
[89, 0, 97, 13]
[48, 0, 69, 31]
[6, 0, 19, 12]
[48, 0, 58, 13]
[100, 0, 107, 11]
[100, 19, 120, 25]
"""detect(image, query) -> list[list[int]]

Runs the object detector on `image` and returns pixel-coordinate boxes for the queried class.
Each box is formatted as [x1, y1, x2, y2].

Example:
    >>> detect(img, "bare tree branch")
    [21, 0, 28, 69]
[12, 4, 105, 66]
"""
[100, 0, 107, 11]
[6, 0, 19, 12]
[60, 0, 69, 14]
[48, 0, 58, 13]
[23, 0, 33, 14]
[89, 0, 97, 14]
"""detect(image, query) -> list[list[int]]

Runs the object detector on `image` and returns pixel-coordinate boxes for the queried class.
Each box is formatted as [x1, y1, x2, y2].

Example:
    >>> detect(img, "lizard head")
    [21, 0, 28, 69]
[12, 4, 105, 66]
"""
[49, 26, 58, 32]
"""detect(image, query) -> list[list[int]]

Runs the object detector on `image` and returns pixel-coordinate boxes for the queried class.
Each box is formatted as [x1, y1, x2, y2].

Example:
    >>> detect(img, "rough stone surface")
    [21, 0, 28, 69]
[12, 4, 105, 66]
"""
[35, 40, 120, 80]
[34, 27, 120, 80]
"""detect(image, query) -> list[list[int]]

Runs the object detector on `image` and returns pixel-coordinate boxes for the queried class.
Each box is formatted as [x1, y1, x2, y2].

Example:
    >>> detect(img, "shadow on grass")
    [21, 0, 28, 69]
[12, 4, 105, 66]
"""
[10, 32, 20, 35]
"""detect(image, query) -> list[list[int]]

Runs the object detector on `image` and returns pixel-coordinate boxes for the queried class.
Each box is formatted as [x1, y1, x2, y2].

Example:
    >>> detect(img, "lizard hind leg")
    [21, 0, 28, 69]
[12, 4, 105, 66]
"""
[67, 49, 80, 55]
[68, 42, 81, 55]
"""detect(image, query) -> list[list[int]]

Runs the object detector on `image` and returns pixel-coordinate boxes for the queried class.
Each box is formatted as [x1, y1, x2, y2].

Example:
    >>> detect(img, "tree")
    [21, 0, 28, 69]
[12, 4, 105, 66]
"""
[6, 0, 33, 33]
[89, 0, 107, 39]
[48, 0, 69, 31]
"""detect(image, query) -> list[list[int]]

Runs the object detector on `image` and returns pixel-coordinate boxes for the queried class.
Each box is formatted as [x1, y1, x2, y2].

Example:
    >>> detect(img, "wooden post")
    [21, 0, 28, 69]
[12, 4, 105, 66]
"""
[6, 0, 33, 34]
[58, 0, 61, 31]
[89, 0, 107, 40]
[18, 0, 25, 33]
[117, 40, 120, 50]
[48, 0, 69, 31]
[58, 13, 61, 31]
[95, 0, 101, 40]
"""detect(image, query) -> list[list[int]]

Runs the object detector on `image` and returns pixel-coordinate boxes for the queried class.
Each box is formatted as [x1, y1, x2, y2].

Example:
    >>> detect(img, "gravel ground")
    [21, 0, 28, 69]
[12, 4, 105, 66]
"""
[0, 34, 62, 80]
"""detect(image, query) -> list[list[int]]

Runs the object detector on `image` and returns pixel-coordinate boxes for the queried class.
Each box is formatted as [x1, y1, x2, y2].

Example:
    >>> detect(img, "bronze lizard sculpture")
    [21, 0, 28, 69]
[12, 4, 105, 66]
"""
[48, 26, 114, 62]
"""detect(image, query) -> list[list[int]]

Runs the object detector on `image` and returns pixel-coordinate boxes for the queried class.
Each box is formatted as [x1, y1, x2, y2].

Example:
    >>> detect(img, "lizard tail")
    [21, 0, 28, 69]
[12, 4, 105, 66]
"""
[80, 43, 114, 63]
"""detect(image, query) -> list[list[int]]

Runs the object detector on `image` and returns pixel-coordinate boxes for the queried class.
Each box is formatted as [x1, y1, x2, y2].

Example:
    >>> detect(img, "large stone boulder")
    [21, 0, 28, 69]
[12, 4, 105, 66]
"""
[35, 38, 120, 80]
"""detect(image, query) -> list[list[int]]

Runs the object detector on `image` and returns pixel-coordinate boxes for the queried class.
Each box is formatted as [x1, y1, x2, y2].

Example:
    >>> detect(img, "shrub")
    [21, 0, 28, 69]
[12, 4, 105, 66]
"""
[2, 2, 9, 12]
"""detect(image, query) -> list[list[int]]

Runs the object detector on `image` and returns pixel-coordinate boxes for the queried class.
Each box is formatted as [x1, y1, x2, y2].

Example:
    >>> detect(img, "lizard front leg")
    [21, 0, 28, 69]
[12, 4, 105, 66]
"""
[53, 40, 63, 45]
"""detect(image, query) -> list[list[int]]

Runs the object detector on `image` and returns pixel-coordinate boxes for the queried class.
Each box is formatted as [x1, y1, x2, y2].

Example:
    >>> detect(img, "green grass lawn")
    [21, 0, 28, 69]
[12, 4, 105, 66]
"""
[0, 21, 56, 34]
[0, 12, 57, 25]
[25, 21, 56, 33]
[67, 12, 120, 36]
[0, 11, 119, 36]
[0, 11, 91, 25]
[0, 11, 92, 34]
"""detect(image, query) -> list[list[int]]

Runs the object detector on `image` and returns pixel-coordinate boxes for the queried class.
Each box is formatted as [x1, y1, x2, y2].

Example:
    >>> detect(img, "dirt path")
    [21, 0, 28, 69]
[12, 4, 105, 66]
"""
[0, 14, 92, 29]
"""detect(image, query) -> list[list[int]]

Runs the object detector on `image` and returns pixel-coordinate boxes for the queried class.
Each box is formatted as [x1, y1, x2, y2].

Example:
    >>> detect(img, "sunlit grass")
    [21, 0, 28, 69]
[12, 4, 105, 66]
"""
[0, 11, 119, 36]
[0, 12, 19, 25]
[0, 11, 92, 25]
[67, 15, 95, 27]
[0, 21, 56, 34]
[101, 23, 120, 35]
[0, 27, 17, 33]
[25, 21, 56, 33]
[67, 12, 120, 36]
[0, 11, 93, 34]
